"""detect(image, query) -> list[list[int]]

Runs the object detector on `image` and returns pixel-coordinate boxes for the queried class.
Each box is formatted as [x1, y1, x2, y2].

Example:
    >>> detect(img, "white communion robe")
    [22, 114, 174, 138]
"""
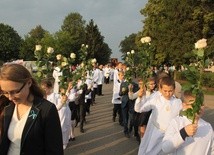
[161, 116, 214, 155]
[56, 97, 71, 149]
[111, 79, 122, 104]
[46, 92, 71, 149]
[52, 67, 62, 93]
[135, 93, 182, 155]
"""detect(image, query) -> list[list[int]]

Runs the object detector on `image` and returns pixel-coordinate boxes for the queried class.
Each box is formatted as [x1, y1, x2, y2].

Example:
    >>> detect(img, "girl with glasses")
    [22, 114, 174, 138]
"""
[0, 64, 63, 155]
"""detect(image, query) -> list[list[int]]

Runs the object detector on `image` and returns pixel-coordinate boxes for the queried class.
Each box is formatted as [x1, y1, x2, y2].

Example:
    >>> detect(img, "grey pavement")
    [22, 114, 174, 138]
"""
[64, 82, 214, 155]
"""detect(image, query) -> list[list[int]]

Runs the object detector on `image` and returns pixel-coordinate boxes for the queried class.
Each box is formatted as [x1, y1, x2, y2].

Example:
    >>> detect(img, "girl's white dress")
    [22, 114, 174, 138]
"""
[47, 92, 71, 149]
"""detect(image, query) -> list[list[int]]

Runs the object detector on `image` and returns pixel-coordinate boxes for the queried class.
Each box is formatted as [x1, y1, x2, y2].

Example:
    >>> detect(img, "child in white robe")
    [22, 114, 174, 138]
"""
[135, 77, 182, 155]
[41, 80, 71, 149]
[57, 90, 71, 149]
[52, 66, 62, 93]
[66, 82, 77, 141]
[161, 90, 214, 155]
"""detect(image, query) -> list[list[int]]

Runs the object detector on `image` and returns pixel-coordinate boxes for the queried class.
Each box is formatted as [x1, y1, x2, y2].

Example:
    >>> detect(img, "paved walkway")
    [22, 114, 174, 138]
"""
[64, 82, 214, 155]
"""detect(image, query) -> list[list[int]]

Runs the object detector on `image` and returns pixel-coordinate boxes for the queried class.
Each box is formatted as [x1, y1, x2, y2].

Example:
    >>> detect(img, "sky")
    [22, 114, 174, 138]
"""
[0, 0, 148, 61]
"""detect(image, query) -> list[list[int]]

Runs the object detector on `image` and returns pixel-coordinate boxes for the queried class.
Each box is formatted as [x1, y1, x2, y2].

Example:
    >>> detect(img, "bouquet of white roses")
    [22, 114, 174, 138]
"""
[34, 45, 55, 82]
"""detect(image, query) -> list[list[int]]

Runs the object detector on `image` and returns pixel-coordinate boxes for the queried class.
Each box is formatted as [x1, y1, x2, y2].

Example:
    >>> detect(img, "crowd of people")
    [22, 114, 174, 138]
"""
[0, 61, 213, 155]
[0, 61, 116, 155]
[111, 62, 214, 155]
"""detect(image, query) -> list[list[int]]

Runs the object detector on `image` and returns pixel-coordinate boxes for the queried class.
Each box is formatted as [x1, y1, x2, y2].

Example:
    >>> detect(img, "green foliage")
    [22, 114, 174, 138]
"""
[119, 33, 138, 61]
[202, 72, 214, 87]
[180, 39, 207, 123]
[55, 12, 86, 63]
[124, 51, 135, 83]
[33, 46, 55, 83]
[140, 0, 214, 66]
[0, 23, 22, 62]
[85, 19, 111, 65]
[56, 44, 94, 89]
[19, 25, 48, 61]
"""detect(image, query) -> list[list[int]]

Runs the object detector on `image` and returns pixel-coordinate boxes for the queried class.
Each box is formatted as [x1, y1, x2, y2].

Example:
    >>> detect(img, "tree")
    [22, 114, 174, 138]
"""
[85, 19, 112, 64]
[141, 0, 214, 66]
[57, 12, 86, 62]
[0, 23, 22, 62]
[95, 42, 112, 65]
[19, 25, 48, 60]
[119, 33, 138, 61]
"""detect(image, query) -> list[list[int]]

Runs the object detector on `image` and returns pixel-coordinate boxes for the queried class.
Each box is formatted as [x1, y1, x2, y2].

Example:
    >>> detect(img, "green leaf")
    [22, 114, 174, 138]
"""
[196, 49, 204, 57]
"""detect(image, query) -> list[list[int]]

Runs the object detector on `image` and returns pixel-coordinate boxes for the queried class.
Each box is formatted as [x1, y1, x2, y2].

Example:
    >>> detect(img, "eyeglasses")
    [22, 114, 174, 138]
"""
[1, 82, 26, 97]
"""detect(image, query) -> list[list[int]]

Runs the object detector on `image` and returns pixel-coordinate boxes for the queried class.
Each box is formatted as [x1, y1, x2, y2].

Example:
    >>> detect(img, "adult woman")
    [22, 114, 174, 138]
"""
[0, 64, 63, 155]
[0, 94, 10, 142]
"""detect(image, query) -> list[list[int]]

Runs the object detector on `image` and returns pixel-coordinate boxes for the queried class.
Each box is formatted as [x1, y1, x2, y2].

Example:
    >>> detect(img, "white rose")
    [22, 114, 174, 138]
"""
[81, 63, 84, 67]
[35, 45, 42, 51]
[86, 45, 89, 48]
[56, 54, 62, 60]
[91, 58, 97, 64]
[195, 38, 207, 49]
[126, 67, 130, 71]
[61, 62, 68, 67]
[127, 52, 130, 55]
[70, 53, 76, 59]
[81, 44, 85, 47]
[131, 50, 135, 54]
[141, 36, 151, 44]
[47, 47, 54, 54]
[63, 57, 68, 62]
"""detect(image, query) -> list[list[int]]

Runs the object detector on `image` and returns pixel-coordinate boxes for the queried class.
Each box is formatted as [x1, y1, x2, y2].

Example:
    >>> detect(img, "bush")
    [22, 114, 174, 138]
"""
[202, 72, 214, 88]
[175, 71, 214, 88]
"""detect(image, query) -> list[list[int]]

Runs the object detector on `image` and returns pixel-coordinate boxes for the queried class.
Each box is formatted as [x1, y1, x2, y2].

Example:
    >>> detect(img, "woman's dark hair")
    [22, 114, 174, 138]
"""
[0, 64, 44, 98]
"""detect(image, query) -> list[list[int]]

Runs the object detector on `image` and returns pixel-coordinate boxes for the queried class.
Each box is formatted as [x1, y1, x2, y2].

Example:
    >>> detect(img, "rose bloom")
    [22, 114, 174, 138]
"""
[126, 67, 130, 71]
[141, 36, 151, 43]
[131, 50, 135, 54]
[56, 54, 62, 60]
[122, 87, 126, 92]
[127, 52, 130, 55]
[80, 63, 84, 67]
[70, 53, 76, 59]
[63, 57, 67, 62]
[81, 44, 85, 47]
[91, 58, 97, 64]
[47, 47, 54, 54]
[195, 38, 207, 49]
[61, 62, 68, 67]
[86, 45, 89, 48]
[35, 45, 42, 51]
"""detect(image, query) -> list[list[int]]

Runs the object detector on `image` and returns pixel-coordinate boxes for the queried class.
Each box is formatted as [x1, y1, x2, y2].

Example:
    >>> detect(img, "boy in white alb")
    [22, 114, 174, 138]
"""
[135, 77, 182, 155]
[112, 71, 124, 125]
[161, 90, 214, 155]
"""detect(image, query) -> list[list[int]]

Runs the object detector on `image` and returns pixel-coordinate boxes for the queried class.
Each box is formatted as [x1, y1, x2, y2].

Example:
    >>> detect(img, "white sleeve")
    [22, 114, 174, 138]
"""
[128, 91, 138, 100]
[67, 92, 76, 102]
[139, 96, 157, 112]
[56, 99, 64, 111]
[93, 70, 99, 83]
[161, 119, 185, 154]
[134, 96, 146, 113]
[208, 132, 214, 155]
